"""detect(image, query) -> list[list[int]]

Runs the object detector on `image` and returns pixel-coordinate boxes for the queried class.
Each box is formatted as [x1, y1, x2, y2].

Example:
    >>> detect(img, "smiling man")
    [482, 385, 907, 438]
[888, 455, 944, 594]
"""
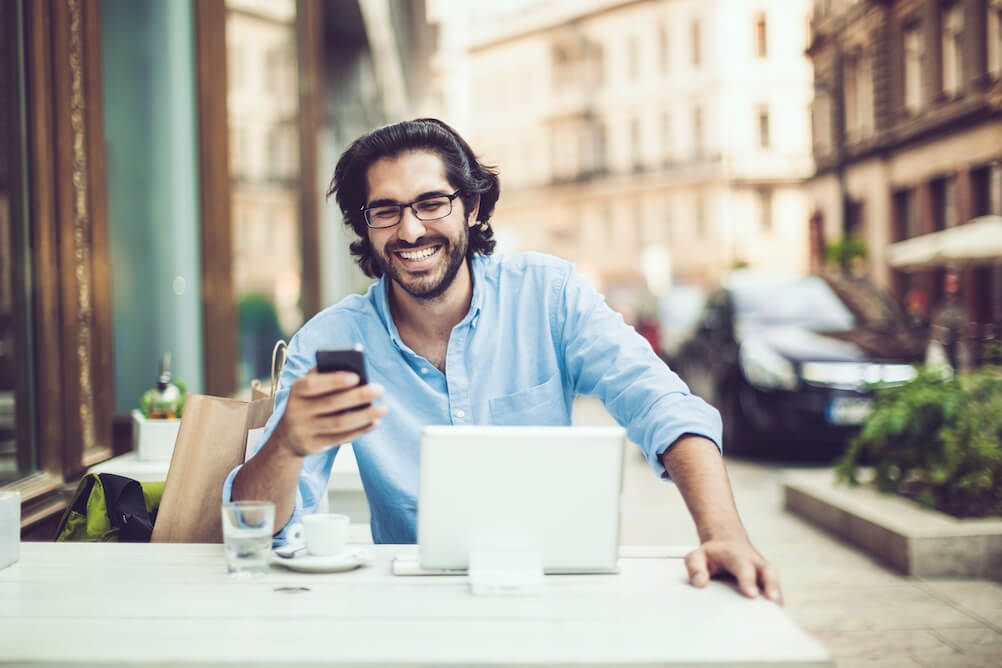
[228, 118, 782, 603]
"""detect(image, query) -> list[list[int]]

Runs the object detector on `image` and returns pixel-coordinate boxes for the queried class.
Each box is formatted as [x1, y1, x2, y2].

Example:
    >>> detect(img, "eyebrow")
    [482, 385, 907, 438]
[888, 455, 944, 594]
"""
[366, 190, 452, 208]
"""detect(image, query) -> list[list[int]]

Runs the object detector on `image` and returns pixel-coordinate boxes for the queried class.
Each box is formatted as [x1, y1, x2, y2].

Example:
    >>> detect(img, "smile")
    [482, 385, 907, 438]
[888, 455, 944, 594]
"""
[395, 246, 440, 261]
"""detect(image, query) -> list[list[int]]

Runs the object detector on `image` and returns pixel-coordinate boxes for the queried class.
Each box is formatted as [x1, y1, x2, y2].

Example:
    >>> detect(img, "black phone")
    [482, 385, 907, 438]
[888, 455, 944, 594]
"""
[316, 346, 368, 385]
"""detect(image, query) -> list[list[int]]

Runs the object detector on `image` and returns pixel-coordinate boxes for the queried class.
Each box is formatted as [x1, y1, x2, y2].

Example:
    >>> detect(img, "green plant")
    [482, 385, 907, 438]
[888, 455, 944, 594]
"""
[836, 367, 1002, 517]
[824, 234, 868, 272]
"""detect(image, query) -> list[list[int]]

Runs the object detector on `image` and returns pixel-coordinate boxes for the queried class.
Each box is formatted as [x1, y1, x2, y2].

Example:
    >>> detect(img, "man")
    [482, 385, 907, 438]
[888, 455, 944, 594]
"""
[228, 118, 782, 604]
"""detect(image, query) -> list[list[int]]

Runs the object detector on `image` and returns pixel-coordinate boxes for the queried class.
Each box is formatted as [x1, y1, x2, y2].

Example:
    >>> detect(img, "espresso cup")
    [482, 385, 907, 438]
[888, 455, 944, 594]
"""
[301, 513, 350, 556]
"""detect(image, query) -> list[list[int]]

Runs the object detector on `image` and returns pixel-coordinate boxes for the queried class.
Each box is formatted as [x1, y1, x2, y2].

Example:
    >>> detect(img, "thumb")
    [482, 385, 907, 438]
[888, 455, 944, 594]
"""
[685, 549, 710, 588]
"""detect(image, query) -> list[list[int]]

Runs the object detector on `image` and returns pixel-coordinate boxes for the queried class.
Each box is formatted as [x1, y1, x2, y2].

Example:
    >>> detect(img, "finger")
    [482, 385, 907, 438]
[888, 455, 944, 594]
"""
[684, 549, 710, 588]
[759, 564, 783, 605]
[305, 384, 385, 416]
[296, 370, 363, 398]
[312, 420, 381, 451]
[315, 404, 388, 435]
[731, 561, 760, 599]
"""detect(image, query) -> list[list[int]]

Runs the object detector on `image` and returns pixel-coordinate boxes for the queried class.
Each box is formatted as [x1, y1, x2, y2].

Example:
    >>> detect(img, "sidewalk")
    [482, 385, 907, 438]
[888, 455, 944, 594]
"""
[575, 397, 1002, 668]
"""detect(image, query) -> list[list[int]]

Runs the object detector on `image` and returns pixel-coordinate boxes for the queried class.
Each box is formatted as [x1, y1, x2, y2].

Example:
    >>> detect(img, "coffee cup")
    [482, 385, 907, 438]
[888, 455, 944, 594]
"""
[295, 513, 350, 557]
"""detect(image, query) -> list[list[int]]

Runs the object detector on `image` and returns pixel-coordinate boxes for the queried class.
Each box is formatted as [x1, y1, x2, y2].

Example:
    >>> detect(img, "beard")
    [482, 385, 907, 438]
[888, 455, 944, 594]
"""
[374, 225, 469, 301]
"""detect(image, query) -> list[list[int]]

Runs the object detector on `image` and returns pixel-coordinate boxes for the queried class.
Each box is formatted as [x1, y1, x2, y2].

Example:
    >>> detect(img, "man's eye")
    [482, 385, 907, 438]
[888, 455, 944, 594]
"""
[416, 199, 447, 212]
[371, 208, 398, 219]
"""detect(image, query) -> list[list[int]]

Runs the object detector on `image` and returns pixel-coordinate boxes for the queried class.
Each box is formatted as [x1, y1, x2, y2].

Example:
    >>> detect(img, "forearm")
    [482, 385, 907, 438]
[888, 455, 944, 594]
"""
[660, 435, 747, 543]
[231, 429, 304, 531]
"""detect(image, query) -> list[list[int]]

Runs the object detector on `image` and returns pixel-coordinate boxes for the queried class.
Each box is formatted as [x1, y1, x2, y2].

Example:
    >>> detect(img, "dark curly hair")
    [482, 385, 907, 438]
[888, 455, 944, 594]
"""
[326, 118, 500, 278]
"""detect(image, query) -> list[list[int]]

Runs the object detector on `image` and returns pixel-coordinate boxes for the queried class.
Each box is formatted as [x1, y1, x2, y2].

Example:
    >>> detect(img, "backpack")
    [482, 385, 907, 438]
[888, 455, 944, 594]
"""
[55, 473, 165, 542]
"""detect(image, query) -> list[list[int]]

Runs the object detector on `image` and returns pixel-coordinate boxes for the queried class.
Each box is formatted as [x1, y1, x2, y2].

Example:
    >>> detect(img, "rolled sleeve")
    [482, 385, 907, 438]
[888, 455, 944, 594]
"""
[557, 265, 723, 479]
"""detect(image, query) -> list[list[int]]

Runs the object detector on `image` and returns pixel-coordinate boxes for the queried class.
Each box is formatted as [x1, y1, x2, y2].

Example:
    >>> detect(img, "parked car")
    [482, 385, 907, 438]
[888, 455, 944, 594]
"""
[656, 284, 707, 367]
[674, 270, 925, 458]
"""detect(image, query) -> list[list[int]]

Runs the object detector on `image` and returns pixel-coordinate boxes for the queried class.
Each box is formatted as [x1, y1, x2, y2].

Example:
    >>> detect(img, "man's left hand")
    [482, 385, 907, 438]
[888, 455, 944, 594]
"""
[684, 538, 783, 605]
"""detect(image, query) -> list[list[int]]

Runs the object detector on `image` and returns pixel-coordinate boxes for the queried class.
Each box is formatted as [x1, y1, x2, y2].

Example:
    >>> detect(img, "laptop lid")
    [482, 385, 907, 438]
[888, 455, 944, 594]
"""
[417, 425, 625, 573]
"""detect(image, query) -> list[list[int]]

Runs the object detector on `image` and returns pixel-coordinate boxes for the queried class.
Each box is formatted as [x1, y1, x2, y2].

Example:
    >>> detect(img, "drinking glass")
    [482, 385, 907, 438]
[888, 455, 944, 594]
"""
[221, 501, 275, 577]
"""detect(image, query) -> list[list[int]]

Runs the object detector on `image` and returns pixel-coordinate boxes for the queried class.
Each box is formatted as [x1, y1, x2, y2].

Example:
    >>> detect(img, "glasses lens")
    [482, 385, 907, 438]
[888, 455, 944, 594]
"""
[367, 206, 400, 228]
[413, 197, 452, 221]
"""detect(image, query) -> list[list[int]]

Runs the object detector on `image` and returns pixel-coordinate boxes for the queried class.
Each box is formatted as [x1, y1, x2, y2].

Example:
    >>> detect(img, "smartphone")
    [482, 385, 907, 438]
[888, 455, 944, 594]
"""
[316, 345, 368, 385]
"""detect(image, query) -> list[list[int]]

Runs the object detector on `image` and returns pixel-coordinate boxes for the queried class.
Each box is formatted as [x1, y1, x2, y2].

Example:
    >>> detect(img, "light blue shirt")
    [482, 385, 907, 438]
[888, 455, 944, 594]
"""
[223, 252, 722, 544]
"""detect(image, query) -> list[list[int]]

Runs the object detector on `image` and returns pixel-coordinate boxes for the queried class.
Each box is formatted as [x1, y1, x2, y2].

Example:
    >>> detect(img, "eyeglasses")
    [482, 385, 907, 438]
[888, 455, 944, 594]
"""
[362, 191, 462, 229]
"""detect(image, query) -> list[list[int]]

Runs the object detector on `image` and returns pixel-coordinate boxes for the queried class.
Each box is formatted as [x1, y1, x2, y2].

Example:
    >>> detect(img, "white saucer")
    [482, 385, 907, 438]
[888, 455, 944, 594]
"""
[271, 548, 372, 573]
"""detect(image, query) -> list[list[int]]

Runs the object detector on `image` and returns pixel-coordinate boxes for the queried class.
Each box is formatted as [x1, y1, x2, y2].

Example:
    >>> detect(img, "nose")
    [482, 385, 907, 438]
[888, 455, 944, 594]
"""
[396, 206, 427, 243]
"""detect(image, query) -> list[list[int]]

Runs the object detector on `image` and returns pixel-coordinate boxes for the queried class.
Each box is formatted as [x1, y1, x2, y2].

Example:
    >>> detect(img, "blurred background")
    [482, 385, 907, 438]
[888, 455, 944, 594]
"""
[1, 0, 1001, 530]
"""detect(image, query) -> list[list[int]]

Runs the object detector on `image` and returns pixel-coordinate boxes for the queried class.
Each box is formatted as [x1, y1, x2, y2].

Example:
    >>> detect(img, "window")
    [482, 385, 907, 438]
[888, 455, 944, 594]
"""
[931, 176, 957, 231]
[695, 191, 707, 238]
[811, 94, 832, 155]
[757, 105, 771, 148]
[941, 4, 964, 96]
[691, 19, 702, 67]
[758, 188, 773, 232]
[660, 112, 671, 164]
[630, 118, 643, 171]
[693, 106, 704, 157]
[989, 1, 1002, 76]
[904, 24, 925, 113]
[754, 13, 768, 58]
[658, 25, 669, 74]
[845, 48, 874, 140]
[893, 188, 919, 241]
[974, 162, 1002, 215]
[628, 37, 640, 80]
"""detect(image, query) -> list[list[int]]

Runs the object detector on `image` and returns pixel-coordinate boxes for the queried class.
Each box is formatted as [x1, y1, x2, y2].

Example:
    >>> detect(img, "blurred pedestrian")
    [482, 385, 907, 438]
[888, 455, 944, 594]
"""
[928, 268, 972, 371]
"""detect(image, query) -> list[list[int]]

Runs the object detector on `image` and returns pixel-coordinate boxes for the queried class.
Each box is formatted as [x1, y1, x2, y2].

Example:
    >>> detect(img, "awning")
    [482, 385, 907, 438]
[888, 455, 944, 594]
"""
[887, 215, 1002, 271]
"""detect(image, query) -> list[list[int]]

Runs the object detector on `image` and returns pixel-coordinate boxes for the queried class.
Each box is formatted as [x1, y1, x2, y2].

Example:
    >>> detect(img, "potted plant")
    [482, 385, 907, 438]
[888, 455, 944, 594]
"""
[131, 355, 187, 462]
[836, 367, 1002, 518]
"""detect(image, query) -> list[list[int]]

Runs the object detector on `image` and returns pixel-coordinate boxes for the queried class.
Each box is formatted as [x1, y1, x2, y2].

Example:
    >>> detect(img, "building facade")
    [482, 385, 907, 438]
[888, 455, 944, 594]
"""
[807, 0, 1002, 333]
[456, 0, 815, 296]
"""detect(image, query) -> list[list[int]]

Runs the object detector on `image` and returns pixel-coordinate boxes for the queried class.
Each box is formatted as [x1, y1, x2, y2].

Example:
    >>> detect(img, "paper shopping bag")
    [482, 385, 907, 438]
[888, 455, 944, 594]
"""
[151, 394, 274, 543]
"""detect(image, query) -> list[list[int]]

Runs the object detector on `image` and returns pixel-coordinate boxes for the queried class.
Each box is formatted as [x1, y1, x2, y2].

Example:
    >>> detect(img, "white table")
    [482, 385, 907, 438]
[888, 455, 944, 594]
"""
[0, 543, 831, 666]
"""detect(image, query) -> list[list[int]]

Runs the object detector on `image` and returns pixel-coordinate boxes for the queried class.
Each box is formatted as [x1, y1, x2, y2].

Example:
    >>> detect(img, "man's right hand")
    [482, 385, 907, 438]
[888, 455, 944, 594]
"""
[273, 368, 388, 458]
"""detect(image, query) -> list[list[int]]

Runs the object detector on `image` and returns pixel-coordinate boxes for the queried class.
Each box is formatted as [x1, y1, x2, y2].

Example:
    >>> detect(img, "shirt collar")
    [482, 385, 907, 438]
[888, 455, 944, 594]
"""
[373, 255, 487, 348]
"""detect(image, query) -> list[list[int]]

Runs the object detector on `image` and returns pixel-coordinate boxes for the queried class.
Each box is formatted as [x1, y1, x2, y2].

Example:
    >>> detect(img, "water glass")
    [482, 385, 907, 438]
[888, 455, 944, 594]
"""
[221, 501, 275, 577]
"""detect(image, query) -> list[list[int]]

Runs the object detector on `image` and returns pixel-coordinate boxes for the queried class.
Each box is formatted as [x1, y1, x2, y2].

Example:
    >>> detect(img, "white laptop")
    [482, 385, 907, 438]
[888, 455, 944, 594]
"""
[413, 425, 626, 575]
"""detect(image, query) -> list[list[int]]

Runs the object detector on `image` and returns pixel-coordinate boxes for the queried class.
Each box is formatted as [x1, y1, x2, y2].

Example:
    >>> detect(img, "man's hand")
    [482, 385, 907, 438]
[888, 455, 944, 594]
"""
[684, 538, 783, 605]
[275, 368, 388, 458]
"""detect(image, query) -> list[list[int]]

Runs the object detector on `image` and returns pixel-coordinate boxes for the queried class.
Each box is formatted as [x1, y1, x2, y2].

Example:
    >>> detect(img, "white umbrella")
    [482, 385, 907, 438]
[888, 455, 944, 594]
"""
[886, 215, 1002, 270]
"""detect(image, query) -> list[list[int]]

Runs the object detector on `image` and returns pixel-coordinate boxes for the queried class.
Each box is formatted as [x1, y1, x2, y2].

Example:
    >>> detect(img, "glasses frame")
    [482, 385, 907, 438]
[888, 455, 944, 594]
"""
[362, 190, 463, 229]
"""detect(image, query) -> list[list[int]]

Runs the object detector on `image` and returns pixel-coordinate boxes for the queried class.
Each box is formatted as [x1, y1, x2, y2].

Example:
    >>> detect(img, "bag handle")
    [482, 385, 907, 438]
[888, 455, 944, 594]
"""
[269, 339, 288, 404]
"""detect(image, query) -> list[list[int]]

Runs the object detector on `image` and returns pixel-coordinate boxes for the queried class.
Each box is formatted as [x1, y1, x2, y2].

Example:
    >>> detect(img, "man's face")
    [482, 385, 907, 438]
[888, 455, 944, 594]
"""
[365, 150, 475, 300]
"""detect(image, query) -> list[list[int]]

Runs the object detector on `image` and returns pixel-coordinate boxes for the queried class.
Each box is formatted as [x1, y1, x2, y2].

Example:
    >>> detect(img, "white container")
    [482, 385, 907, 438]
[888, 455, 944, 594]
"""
[0, 490, 19, 570]
[131, 409, 182, 462]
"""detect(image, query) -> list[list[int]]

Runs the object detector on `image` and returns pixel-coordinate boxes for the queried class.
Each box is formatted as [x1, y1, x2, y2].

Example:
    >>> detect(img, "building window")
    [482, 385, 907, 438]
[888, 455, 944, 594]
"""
[941, 4, 964, 97]
[658, 26, 669, 74]
[691, 19, 702, 67]
[811, 94, 832, 155]
[757, 105, 771, 148]
[754, 13, 768, 58]
[904, 24, 925, 113]
[893, 188, 919, 241]
[758, 188, 773, 232]
[695, 191, 707, 238]
[974, 163, 1002, 216]
[630, 118, 643, 171]
[628, 37, 640, 80]
[845, 48, 875, 141]
[931, 176, 958, 231]
[988, 1, 1002, 76]
[660, 112, 671, 164]
[692, 106, 704, 158]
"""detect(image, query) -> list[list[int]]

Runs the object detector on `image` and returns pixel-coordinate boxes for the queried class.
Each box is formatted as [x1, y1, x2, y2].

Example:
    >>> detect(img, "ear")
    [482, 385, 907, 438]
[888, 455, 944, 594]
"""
[466, 194, 481, 227]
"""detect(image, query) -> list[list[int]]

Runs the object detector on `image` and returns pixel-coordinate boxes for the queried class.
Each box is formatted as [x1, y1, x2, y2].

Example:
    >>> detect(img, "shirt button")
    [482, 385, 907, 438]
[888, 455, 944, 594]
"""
[420, 367, 429, 375]
[454, 409, 465, 419]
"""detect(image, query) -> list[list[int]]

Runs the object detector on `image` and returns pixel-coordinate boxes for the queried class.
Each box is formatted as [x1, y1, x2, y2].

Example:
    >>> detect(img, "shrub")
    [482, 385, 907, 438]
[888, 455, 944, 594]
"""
[836, 367, 1002, 517]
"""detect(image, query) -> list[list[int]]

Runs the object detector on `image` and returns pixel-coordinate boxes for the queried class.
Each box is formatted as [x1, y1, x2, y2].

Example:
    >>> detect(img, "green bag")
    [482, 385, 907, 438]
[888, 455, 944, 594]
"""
[55, 473, 165, 542]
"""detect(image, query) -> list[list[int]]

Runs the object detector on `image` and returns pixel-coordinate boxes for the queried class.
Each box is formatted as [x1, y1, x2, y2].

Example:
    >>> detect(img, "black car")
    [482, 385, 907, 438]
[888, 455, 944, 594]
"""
[674, 270, 924, 458]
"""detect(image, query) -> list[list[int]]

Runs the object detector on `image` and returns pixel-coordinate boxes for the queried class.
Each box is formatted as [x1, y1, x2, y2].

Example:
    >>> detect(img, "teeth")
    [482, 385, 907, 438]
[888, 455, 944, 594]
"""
[398, 247, 437, 260]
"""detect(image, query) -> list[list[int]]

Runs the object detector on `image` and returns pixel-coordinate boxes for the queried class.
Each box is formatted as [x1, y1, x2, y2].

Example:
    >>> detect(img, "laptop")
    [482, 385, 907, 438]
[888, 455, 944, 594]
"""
[411, 425, 626, 575]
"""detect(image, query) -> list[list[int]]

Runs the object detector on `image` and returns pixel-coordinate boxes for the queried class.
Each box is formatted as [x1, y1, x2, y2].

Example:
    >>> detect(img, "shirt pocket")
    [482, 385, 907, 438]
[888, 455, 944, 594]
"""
[488, 372, 566, 426]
